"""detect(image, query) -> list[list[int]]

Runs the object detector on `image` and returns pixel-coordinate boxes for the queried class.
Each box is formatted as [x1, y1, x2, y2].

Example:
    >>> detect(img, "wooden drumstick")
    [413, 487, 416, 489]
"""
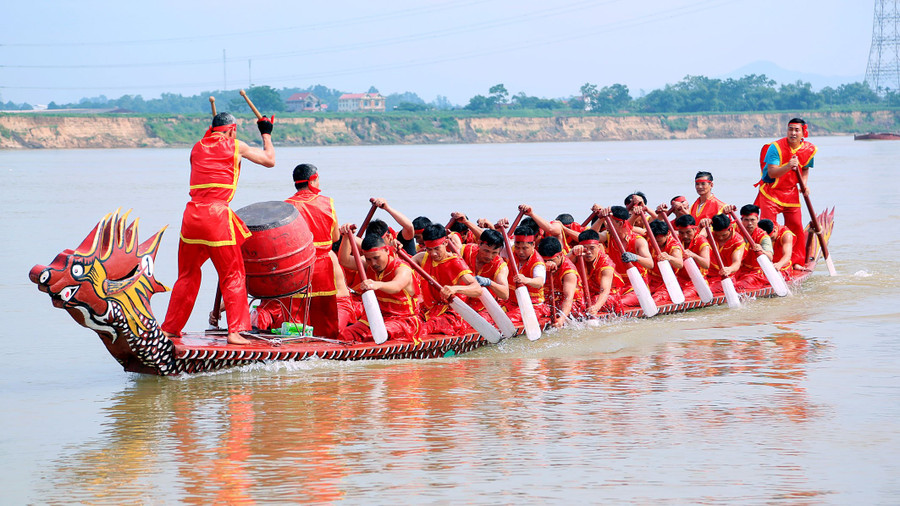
[239, 89, 263, 119]
[209, 96, 217, 116]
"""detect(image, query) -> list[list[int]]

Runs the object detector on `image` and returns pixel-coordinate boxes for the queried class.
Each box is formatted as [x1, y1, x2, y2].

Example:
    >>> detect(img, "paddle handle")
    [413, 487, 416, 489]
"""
[638, 211, 664, 257]
[576, 254, 593, 306]
[496, 225, 520, 277]
[704, 225, 731, 279]
[507, 209, 526, 238]
[357, 200, 378, 238]
[604, 216, 629, 255]
[209, 96, 217, 116]
[794, 168, 831, 260]
[346, 231, 369, 281]
[548, 269, 558, 325]
[580, 210, 597, 228]
[239, 89, 263, 119]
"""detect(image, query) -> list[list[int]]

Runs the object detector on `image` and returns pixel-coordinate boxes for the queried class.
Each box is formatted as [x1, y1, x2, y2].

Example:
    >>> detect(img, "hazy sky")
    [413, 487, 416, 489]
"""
[0, 0, 875, 106]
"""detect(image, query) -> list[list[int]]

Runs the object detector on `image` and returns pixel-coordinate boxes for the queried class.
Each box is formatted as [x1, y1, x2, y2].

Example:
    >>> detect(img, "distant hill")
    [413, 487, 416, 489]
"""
[720, 61, 865, 90]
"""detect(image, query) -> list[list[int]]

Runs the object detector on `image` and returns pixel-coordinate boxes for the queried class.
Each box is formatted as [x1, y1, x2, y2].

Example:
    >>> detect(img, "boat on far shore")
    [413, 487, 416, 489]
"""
[853, 132, 900, 140]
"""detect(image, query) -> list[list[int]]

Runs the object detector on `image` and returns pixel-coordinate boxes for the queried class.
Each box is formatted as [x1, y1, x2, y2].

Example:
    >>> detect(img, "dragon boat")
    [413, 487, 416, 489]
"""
[29, 207, 835, 376]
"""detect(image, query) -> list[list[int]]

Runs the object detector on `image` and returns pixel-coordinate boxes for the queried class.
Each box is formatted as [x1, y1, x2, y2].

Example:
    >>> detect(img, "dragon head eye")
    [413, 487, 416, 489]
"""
[39, 270, 50, 285]
[71, 263, 85, 278]
[141, 255, 154, 277]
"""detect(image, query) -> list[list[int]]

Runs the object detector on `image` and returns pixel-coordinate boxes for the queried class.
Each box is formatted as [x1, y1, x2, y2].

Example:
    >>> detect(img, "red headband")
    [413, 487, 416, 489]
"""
[579, 239, 600, 246]
[212, 123, 236, 134]
[742, 212, 759, 218]
[363, 245, 391, 253]
[672, 196, 687, 203]
[423, 237, 447, 248]
[514, 234, 535, 242]
[675, 225, 698, 231]
[294, 172, 318, 185]
[789, 121, 809, 138]
[695, 178, 712, 183]
[414, 228, 424, 234]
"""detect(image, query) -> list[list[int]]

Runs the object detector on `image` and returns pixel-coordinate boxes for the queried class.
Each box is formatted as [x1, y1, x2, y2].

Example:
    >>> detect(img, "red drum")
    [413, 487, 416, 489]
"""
[236, 201, 315, 298]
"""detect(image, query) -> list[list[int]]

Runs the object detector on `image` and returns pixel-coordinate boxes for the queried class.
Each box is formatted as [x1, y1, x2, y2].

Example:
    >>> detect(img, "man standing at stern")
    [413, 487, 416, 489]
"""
[161, 112, 275, 345]
[755, 118, 816, 268]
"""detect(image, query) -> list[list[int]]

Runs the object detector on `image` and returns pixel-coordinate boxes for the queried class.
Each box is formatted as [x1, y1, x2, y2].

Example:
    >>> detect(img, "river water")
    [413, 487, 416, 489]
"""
[2, 137, 899, 503]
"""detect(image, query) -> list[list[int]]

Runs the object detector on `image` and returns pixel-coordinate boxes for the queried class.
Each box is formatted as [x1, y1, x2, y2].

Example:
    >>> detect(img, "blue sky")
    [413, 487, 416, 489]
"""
[0, 0, 874, 106]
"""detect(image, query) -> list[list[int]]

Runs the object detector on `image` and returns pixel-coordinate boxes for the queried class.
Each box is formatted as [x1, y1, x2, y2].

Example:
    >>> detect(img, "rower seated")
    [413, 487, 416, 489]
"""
[412, 224, 482, 335]
[708, 214, 746, 292]
[759, 218, 795, 279]
[538, 237, 584, 327]
[459, 229, 510, 316]
[674, 214, 712, 299]
[568, 229, 622, 316]
[646, 219, 685, 304]
[338, 231, 423, 343]
[731, 204, 774, 291]
[501, 224, 550, 322]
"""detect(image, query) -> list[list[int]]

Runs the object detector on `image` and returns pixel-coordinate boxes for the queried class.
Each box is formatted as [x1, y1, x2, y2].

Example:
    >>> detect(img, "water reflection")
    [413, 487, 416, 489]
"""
[40, 329, 826, 503]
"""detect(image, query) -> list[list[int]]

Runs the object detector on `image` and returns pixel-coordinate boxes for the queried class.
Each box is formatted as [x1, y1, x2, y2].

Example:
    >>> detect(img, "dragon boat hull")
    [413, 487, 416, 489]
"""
[30, 209, 835, 376]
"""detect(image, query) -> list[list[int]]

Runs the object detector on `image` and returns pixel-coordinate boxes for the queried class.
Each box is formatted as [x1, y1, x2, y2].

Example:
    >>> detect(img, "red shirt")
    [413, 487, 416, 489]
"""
[543, 257, 583, 302]
[690, 195, 727, 223]
[365, 255, 418, 318]
[507, 250, 546, 304]
[677, 234, 710, 283]
[757, 137, 817, 207]
[648, 235, 683, 281]
[286, 189, 337, 254]
[420, 252, 473, 318]
[709, 232, 745, 279]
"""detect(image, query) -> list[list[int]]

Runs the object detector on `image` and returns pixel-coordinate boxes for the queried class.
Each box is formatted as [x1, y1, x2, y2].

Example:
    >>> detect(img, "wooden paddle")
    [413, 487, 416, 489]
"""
[580, 210, 598, 228]
[603, 215, 658, 317]
[729, 211, 789, 296]
[239, 89, 263, 119]
[548, 268, 558, 326]
[576, 254, 593, 309]
[794, 167, 836, 275]
[507, 209, 526, 238]
[356, 199, 378, 238]
[704, 225, 742, 308]
[344, 229, 389, 344]
[208, 287, 223, 329]
[637, 211, 685, 304]
[497, 224, 542, 340]
[661, 215, 713, 303]
[209, 96, 217, 116]
[395, 249, 501, 344]
[443, 216, 461, 255]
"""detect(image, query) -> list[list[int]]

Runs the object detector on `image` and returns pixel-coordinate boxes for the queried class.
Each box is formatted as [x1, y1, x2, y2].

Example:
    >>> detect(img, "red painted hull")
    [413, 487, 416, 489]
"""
[854, 132, 900, 140]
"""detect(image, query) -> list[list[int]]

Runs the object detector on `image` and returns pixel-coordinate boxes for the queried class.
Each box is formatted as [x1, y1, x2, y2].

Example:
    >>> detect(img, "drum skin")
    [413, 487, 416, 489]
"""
[236, 201, 315, 298]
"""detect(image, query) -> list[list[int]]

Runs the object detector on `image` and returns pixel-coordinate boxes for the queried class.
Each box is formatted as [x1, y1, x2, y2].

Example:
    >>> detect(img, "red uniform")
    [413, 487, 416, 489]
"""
[543, 257, 584, 317]
[340, 255, 423, 343]
[690, 195, 726, 223]
[255, 188, 345, 337]
[708, 231, 745, 293]
[162, 130, 252, 335]
[755, 136, 816, 266]
[677, 233, 710, 300]
[648, 235, 683, 304]
[772, 224, 796, 278]
[420, 252, 473, 335]
[735, 227, 769, 291]
[502, 251, 550, 322]
[461, 243, 507, 312]
[583, 252, 624, 312]
[606, 227, 649, 289]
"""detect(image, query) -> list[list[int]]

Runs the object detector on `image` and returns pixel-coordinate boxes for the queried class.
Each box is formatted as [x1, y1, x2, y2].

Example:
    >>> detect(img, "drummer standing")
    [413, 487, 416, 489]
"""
[161, 112, 275, 345]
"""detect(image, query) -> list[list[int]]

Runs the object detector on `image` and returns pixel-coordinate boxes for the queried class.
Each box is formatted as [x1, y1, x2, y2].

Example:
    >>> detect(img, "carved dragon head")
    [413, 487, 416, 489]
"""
[30, 210, 169, 342]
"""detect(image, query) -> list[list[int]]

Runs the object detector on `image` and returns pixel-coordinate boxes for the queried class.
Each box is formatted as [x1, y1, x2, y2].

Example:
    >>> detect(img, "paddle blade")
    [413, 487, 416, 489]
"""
[515, 286, 542, 340]
[825, 255, 837, 276]
[658, 260, 685, 305]
[757, 254, 789, 296]
[722, 277, 742, 308]
[361, 290, 388, 344]
[451, 297, 501, 344]
[684, 257, 714, 303]
[626, 266, 658, 317]
[479, 288, 517, 339]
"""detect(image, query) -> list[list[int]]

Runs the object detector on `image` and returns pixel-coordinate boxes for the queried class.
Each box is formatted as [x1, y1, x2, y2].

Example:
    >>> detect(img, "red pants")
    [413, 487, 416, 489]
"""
[735, 270, 768, 292]
[256, 295, 356, 338]
[162, 239, 250, 335]
[340, 315, 423, 343]
[755, 194, 806, 267]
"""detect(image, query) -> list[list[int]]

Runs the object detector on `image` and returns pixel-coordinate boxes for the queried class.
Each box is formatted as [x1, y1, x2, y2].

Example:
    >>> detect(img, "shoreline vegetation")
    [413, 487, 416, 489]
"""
[1, 109, 898, 149]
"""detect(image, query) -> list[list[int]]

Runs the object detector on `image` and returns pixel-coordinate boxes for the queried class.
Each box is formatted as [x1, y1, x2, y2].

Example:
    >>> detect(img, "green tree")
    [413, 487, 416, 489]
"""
[464, 94, 495, 112]
[489, 84, 509, 108]
[580, 83, 599, 111]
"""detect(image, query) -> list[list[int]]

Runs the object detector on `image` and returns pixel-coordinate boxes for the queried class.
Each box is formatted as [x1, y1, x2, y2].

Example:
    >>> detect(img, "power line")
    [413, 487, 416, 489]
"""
[0, 0, 740, 93]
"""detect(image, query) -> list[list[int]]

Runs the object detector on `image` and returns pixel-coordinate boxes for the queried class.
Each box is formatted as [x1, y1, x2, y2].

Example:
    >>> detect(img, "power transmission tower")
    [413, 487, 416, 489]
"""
[865, 0, 900, 94]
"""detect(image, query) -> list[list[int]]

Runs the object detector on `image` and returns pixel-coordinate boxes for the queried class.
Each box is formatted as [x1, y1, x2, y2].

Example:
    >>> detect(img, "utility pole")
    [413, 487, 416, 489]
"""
[223, 49, 227, 91]
[865, 0, 900, 94]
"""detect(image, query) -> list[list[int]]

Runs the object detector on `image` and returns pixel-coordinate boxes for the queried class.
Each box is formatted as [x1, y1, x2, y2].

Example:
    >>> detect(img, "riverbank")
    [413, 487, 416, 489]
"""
[1, 110, 897, 149]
